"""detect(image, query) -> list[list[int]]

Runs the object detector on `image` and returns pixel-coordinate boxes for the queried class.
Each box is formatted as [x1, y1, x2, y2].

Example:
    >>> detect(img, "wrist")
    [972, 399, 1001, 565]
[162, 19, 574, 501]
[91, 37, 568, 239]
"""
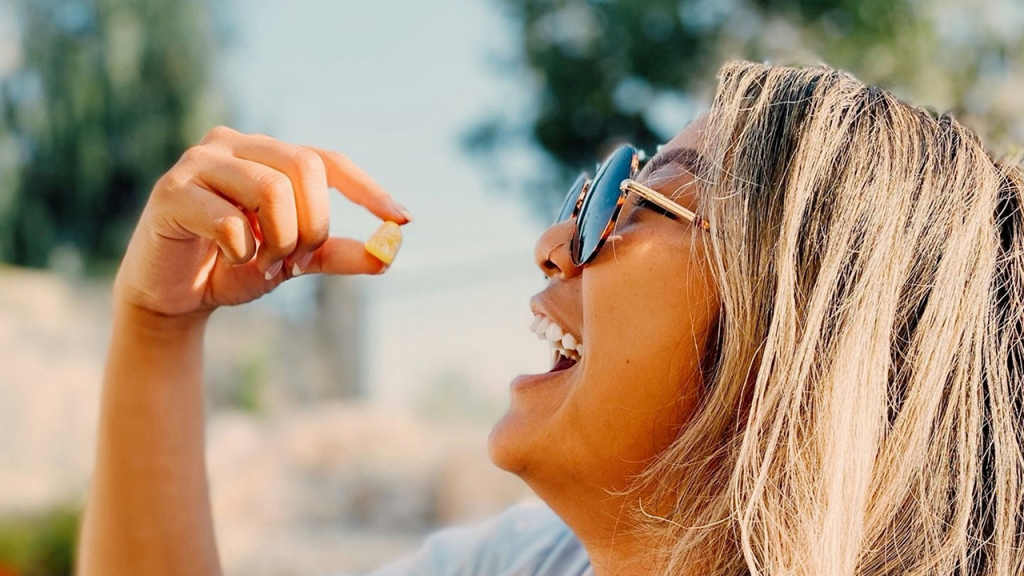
[113, 298, 213, 339]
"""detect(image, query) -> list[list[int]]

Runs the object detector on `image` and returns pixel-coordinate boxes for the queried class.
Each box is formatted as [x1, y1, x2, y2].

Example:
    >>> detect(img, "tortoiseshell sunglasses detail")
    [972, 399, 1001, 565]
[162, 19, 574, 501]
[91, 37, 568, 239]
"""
[553, 144, 708, 266]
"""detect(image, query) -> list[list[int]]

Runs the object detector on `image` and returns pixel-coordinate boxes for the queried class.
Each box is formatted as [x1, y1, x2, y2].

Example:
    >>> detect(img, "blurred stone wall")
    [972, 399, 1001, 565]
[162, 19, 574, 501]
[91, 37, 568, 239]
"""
[0, 267, 532, 576]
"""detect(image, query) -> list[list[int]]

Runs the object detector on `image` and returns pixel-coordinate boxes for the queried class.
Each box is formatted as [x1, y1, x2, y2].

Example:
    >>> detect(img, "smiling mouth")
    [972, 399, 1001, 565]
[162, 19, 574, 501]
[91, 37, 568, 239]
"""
[529, 313, 583, 372]
[549, 351, 578, 373]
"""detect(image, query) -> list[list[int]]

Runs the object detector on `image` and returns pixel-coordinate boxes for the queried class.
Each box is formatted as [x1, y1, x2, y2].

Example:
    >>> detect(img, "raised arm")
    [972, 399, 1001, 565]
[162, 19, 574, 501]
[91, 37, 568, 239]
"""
[77, 127, 412, 576]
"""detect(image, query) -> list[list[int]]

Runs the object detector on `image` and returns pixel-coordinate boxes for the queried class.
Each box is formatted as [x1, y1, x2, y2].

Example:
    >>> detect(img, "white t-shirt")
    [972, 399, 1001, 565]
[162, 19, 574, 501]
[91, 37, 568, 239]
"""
[343, 501, 593, 576]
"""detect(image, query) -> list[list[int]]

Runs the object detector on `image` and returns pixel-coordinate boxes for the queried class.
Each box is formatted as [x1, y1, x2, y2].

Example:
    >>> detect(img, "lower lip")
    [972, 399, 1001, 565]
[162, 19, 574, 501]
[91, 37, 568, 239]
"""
[510, 356, 579, 392]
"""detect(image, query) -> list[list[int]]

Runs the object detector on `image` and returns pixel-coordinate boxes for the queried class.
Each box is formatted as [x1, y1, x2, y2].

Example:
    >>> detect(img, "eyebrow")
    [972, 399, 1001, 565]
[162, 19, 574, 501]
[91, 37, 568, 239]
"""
[641, 147, 706, 181]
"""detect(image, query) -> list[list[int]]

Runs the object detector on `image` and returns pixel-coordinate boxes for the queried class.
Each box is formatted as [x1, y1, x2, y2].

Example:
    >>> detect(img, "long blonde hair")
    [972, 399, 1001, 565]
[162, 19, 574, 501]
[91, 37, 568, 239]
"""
[629, 62, 1024, 576]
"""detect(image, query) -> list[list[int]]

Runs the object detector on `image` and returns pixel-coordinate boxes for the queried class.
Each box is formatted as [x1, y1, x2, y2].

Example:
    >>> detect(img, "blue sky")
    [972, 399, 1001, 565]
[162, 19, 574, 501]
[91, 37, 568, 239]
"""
[220, 0, 555, 411]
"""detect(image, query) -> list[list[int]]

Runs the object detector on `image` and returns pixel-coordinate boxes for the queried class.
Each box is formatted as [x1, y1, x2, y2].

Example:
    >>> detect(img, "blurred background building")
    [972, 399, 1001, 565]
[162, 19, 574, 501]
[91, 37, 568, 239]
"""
[1, 0, 1023, 575]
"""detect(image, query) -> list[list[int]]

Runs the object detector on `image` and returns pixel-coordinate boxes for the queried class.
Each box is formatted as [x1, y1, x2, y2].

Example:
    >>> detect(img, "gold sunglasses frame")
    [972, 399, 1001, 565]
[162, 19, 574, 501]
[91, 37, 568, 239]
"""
[620, 179, 709, 231]
[559, 147, 709, 266]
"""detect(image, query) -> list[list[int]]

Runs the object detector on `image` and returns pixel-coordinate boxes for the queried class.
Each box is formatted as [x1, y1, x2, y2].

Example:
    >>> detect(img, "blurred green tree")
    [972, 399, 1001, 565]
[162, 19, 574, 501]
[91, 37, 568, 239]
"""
[0, 505, 78, 576]
[470, 0, 1024, 216]
[0, 0, 223, 272]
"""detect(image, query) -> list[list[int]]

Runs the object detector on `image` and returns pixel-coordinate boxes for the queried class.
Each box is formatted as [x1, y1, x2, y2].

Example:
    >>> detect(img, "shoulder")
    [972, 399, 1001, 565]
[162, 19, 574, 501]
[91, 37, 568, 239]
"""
[361, 500, 591, 576]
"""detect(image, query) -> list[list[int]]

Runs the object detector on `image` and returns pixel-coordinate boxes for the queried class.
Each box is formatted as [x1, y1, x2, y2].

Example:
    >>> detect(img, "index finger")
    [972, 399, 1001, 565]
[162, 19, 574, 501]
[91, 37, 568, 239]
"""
[306, 146, 413, 224]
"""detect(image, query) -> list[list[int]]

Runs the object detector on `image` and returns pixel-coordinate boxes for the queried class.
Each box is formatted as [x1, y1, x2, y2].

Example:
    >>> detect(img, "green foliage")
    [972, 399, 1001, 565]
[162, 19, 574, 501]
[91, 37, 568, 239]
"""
[473, 0, 1024, 213]
[231, 350, 268, 414]
[0, 0, 223, 271]
[0, 506, 80, 576]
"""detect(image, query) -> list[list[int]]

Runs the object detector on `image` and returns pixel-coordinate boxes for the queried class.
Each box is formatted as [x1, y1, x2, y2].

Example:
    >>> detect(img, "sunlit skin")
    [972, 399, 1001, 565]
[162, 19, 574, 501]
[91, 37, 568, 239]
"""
[79, 116, 719, 576]
[79, 127, 411, 576]
[488, 115, 720, 576]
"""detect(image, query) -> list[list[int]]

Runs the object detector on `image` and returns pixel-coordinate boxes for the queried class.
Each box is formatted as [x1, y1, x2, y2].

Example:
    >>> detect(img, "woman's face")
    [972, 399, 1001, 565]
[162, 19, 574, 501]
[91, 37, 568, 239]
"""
[488, 116, 721, 507]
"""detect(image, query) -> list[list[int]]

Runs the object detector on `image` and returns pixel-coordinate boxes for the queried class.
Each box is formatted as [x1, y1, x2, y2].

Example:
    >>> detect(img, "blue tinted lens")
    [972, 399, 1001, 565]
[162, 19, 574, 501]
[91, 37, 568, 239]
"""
[573, 145, 635, 265]
[555, 173, 589, 224]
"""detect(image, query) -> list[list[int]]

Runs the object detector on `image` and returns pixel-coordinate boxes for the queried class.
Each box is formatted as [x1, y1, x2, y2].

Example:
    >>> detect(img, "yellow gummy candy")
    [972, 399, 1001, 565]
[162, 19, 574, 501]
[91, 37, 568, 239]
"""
[364, 221, 403, 265]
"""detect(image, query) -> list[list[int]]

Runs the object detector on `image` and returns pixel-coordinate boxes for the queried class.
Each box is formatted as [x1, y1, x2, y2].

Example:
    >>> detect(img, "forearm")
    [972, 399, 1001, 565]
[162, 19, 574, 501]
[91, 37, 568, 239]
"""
[78, 302, 221, 576]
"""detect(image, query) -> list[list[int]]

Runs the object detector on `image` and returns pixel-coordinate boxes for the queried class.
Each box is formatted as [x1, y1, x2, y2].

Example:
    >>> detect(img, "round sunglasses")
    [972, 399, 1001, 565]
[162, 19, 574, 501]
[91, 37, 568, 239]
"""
[554, 144, 708, 266]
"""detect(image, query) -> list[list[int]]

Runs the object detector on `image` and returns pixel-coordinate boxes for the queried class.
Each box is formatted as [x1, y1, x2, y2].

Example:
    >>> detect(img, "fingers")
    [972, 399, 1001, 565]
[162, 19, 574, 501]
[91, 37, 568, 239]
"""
[230, 138, 331, 275]
[187, 126, 412, 278]
[303, 237, 389, 276]
[307, 146, 412, 225]
[158, 182, 257, 264]
[187, 147, 298, 275]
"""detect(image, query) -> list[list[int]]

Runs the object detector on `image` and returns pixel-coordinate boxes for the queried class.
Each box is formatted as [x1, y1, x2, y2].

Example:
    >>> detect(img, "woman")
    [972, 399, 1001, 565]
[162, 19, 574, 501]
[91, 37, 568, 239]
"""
[79, 61, 1024, 576]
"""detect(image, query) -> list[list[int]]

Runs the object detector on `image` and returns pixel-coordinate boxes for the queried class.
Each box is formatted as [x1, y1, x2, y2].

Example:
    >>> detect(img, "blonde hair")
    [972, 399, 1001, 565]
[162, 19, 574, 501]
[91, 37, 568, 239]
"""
[629, 62, 1024, 576]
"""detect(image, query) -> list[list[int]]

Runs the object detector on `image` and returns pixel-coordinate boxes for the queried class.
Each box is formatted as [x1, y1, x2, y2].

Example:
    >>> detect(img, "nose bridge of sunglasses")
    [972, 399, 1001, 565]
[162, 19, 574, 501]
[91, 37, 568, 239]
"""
[554, 172, 591, 224]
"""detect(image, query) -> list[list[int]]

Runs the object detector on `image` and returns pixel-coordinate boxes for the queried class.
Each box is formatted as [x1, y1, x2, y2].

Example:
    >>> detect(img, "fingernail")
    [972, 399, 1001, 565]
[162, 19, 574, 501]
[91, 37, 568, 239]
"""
[292, 253, 313, 277]
[264, 260, 283, 280]
[390, 199, 414, 223]
[376, 263, 390, 275]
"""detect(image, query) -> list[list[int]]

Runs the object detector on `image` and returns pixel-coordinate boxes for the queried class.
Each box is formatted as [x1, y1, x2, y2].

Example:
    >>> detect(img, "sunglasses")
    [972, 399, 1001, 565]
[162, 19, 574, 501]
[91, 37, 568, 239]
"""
[554, 144, 708, 266]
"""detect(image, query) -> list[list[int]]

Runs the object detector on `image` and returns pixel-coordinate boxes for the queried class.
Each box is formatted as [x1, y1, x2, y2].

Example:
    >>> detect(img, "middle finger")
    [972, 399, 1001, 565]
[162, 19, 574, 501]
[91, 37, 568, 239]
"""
[232, 134, 331, 275]
[192, 150, 299, 275]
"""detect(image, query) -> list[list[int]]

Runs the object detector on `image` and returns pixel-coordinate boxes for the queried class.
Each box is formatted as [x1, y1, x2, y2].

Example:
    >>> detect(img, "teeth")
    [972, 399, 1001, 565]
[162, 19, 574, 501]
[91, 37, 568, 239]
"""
[552, 344, 579, 363]
[530, 313, 584, 360]
[561, 333, 577, 350]
[536, 317, 551, 339]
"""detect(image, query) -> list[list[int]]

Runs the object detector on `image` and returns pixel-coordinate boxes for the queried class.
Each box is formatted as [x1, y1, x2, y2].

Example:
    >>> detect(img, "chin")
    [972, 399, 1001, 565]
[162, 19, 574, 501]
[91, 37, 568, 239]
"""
[488, 360, 579, 476]
[487, 408, 531, 476]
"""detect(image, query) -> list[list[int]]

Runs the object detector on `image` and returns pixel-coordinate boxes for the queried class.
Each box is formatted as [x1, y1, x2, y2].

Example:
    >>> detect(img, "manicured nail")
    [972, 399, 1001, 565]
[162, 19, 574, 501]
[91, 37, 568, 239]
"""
[264, 260, 283, 280]
[292, 253, 313, 277]
[390, 199, 414, 223]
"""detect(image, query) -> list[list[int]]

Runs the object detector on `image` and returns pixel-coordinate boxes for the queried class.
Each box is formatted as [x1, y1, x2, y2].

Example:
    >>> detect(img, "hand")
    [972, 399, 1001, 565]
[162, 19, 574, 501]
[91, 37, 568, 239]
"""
[114, 126, 412, 319]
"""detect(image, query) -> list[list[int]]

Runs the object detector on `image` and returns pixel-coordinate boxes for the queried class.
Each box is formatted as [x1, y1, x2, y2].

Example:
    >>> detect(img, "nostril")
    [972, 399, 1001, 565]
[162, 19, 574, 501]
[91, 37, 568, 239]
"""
[535, 229, 576, 279]
[539, 241, 568, 278]
[545, 241, 566, 263]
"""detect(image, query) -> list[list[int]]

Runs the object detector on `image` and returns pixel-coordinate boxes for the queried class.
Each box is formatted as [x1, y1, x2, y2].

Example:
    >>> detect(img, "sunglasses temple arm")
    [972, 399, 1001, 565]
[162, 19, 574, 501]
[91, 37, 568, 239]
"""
[620, 180, 710, 231]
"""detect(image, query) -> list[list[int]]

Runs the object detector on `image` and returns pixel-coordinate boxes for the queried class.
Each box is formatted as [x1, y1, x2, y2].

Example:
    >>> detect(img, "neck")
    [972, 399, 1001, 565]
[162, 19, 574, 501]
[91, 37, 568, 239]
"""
[529, 479, 668, 576]
[586, 541, 665, 576]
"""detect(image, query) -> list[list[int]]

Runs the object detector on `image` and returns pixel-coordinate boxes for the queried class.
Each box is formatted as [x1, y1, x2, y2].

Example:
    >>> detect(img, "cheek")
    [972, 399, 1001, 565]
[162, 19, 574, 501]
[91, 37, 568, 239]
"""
[570, 236, 716, 471]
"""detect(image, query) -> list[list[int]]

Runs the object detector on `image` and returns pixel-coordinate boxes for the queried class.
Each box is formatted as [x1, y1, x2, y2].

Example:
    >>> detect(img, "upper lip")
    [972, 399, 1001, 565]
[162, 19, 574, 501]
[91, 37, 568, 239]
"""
[529, 292, 581, 345]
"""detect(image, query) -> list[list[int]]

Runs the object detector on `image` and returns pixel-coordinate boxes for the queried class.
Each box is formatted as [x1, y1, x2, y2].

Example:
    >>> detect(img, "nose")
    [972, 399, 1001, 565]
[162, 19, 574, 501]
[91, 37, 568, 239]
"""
[534, 219, 582, 280]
